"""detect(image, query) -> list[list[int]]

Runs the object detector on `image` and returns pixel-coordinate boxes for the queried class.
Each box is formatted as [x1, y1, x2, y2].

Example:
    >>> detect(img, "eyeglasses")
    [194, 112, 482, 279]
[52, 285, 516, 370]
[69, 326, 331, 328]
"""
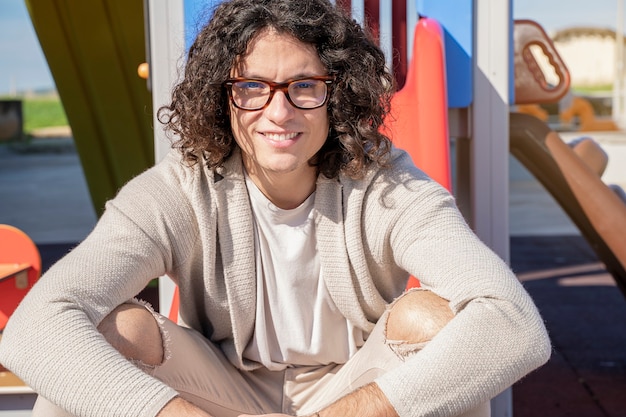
[223, 76, 334, 111]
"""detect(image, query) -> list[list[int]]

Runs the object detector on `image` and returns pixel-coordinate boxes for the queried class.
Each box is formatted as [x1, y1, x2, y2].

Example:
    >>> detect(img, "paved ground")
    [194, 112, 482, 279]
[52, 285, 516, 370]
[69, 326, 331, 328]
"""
[511, 236, 626, 417]
[0, 137, 97, 244]
[0, 133, 625, 416]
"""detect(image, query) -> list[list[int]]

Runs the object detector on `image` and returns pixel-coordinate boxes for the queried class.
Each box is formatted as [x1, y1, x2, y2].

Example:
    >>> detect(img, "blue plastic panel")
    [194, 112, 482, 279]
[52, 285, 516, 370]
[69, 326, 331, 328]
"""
[509, 2, 514, 104]
[416, 0, 473, 108]
[184, 0, 222, 51]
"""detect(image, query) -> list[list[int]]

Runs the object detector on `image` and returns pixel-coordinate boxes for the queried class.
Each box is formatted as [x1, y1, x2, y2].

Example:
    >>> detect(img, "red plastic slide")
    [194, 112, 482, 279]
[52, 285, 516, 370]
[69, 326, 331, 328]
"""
[383, 17, 451, 191]
[383, 18, 451, 289]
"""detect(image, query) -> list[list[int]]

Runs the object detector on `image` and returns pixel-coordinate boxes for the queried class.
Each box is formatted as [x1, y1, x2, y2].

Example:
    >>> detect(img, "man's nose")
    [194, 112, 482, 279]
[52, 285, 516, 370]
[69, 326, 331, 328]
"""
[263, 90, 296, 122]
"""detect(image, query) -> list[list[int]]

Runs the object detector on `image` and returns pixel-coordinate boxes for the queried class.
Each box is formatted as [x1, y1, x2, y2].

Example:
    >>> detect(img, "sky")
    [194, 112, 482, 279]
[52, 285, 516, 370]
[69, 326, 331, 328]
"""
[0, 0, 622, 95]
[0, 0, 53, 94]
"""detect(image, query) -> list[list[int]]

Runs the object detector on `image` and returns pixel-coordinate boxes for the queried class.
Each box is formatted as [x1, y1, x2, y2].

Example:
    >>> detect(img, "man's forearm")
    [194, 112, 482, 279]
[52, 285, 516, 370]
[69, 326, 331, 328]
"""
[317, 383, 399, 417]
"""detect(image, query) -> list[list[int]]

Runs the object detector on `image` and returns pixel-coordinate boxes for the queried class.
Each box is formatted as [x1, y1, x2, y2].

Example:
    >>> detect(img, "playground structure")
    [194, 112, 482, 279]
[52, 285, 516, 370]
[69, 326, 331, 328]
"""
[22, 0, 154, 217]
[509, 114, 626, 297]
[560, 96, 620, 131]
[2, 0, 626, 415]
[513, 19, 619, 133]
[512, 19, 626, 295]
[0, 224, 40, 392]
[515, 103, 549, 122]
[517, 97, 621, 132]
[0, 225, 40, 332]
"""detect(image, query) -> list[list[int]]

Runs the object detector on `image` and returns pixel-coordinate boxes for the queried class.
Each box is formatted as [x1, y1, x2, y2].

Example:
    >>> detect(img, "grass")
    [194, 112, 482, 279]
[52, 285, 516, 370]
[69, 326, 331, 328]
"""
[0, 94, 69, 136]
[22, 96, 69, 133]
[571, 84, 613, 95]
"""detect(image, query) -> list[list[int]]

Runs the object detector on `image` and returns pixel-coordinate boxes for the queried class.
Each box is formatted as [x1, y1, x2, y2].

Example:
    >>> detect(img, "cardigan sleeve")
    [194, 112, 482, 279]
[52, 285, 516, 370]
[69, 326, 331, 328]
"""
[0, 155, 199, 417]
[368, 153, 551, 416]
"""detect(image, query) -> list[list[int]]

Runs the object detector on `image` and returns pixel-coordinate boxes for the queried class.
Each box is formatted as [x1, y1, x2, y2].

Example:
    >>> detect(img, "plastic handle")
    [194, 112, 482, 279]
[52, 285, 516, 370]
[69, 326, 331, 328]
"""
[513, 19, 571, 104]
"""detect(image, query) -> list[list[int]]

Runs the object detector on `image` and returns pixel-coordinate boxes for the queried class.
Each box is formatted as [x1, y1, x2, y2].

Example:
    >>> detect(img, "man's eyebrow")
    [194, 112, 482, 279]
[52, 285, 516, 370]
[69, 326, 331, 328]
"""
[237, 72, 326, 82]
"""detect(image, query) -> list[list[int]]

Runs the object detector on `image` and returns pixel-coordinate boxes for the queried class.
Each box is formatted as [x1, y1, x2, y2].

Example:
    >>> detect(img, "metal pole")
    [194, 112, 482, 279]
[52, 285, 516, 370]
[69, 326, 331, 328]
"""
[615, 0, 624, 128]
[352, 0, 365, 27]
[148, 0, 185, 316]
[379, 0, 393, 72]
[406, 0, 417, 62]
[473, 0, 513, 411]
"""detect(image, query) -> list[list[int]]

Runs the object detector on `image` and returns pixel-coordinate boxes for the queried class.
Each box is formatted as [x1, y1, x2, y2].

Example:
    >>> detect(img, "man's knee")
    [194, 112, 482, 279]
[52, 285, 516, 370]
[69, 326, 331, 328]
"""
[386, 290, 454, 344]
[97, 302, 164, 366]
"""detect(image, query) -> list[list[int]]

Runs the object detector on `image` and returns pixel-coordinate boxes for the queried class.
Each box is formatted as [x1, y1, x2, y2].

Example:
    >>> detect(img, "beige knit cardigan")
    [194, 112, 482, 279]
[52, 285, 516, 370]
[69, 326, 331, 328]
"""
[0, 148, 550, 417]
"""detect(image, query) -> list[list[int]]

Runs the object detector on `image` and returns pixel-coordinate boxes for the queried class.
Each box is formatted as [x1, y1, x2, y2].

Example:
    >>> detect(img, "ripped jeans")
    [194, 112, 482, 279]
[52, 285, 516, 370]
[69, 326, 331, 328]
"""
[32, 289, 489, 417]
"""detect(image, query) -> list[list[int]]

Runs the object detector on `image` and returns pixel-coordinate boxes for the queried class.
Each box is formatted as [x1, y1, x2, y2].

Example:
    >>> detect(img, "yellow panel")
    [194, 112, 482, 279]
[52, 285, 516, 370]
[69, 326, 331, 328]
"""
[25, 0, 154, 216]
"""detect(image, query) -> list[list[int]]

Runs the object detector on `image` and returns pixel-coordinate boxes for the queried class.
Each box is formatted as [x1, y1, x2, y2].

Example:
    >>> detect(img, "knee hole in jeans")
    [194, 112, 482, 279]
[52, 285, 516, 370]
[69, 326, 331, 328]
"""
[385, 289, 454, 344]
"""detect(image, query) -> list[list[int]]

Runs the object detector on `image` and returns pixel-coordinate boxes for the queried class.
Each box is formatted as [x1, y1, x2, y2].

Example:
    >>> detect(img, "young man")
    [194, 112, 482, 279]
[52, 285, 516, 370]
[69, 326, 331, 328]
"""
[0, 1, 551, 416]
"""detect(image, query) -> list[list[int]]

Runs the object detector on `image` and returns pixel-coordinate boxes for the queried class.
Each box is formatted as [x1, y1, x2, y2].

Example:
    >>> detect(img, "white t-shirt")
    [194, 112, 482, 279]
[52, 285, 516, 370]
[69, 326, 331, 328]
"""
[242, 174, 365, 371]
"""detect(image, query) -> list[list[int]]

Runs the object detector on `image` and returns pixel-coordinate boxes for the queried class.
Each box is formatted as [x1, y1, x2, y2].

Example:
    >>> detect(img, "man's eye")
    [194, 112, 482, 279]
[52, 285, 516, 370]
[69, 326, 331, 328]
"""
[238, 81, 266, 90]
[292, 80, 316, 89]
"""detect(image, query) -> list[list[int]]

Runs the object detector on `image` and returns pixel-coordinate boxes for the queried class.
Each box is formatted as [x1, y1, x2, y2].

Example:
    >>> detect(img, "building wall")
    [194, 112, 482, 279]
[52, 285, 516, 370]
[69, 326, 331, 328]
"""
[549, 28, 618, 88]
[555, 36, 615, 87]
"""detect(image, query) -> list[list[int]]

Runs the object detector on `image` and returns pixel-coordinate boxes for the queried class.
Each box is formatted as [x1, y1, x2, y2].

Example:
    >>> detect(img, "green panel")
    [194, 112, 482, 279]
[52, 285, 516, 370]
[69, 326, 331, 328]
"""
[25, 0, 154, 216]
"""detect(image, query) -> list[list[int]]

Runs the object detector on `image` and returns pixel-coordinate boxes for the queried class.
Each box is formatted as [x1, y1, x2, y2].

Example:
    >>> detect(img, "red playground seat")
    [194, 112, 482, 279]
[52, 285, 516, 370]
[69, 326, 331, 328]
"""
[0, 224, 41, 331]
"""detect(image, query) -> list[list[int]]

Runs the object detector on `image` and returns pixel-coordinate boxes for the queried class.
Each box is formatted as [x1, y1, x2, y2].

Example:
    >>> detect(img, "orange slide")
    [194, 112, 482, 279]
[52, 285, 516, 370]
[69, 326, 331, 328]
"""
[383, 17, 451, 290]
[383, 17, 451, 191]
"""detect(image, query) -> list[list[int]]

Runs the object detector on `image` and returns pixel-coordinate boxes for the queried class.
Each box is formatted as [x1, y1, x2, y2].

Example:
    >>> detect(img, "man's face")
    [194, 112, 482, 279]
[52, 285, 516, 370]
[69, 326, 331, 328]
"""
[228, 29, 330, 194]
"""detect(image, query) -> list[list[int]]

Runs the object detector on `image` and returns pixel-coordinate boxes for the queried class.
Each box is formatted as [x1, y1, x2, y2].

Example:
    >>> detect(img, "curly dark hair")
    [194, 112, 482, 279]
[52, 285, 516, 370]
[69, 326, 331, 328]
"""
[157, 0, 394, 179]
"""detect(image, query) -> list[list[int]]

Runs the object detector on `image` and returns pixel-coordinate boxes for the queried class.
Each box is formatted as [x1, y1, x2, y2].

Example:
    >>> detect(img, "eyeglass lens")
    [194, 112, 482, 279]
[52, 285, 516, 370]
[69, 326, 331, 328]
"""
[230, 79, 329, 110]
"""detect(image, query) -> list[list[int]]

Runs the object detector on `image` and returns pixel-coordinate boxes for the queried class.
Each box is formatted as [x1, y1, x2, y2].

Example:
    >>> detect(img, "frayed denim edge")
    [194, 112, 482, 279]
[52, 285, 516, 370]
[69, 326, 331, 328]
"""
[383, 288, 430, 361]
[127, 298, 173, 371]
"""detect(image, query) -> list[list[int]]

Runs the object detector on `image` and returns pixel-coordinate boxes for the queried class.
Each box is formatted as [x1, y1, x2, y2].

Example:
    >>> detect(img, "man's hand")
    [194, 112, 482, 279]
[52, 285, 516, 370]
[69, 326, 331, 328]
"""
[158, 383, 397, 417]
[238, 382, 398, 417]
[157, 397, 213, 417]
[238, 414, 291, 417]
